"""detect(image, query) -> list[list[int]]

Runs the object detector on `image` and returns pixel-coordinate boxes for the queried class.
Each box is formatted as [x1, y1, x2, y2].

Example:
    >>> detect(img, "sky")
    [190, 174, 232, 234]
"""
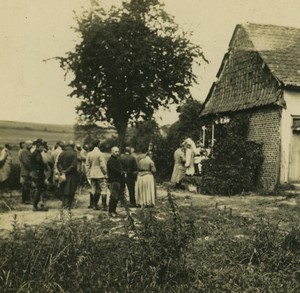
[1, 0, 300, 126]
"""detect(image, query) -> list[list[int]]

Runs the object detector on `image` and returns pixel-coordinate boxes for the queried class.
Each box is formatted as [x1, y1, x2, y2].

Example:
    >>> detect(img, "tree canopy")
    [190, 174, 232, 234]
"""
[59, 0, 207, 148]
[127, 119, 161, 152]
[167, 98, 203, 146]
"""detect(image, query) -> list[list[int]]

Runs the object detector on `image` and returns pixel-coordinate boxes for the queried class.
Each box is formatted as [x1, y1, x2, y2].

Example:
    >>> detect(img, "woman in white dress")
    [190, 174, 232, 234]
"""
[136, 151, 156, 207]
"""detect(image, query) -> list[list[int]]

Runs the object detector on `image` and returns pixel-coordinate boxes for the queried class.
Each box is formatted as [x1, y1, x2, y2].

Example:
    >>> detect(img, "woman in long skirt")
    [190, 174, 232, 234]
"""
[136, 151, 156, 207]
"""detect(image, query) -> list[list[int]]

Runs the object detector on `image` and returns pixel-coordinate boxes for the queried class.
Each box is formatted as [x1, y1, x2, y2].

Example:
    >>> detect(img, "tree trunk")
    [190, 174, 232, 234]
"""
[117, 123, 127, 152]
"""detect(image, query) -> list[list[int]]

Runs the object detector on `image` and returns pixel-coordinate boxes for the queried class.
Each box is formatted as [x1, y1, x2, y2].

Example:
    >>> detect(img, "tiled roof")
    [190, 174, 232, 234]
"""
[243, 23, 300, 87]
[201, 23, 300, 116]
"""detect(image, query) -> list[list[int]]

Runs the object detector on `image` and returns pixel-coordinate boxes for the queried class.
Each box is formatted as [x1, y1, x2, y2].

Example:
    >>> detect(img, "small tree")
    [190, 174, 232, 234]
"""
[167, 98, 203, 147]
[59, 0, 207, 149]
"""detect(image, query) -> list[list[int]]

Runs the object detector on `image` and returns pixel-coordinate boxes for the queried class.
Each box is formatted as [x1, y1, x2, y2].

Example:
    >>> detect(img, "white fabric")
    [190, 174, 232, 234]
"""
[136, 172, 155, 206]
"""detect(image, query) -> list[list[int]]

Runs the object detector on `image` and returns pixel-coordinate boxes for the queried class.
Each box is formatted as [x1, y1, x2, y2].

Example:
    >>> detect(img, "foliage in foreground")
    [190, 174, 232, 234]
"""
[0, 192, 195, 292]
[1, 193, 300, 292]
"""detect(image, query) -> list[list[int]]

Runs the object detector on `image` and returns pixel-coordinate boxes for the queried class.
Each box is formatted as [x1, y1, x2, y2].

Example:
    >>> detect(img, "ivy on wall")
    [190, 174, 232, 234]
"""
[200, 114, 264, 195]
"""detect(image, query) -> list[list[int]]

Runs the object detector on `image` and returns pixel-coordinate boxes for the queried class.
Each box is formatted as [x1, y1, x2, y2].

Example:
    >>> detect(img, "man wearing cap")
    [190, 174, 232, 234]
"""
[57, 141, 79, 209]
[19, 140, 33, 204]
[30, 140, 48, 211]
[51, 141, 65, 194]
[119, 146, 138, 207]
[85, 140, 107, 210]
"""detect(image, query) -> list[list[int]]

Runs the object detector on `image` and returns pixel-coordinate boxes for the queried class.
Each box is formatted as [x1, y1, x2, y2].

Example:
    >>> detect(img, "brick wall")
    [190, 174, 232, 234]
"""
[247, 106, 281, 190]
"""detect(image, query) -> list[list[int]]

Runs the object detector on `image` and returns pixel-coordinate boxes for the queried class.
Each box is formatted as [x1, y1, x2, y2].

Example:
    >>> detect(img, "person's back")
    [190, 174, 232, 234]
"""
[51, 146, 63, 165]
[107, 155, 123, 183]
[57, 143, 79, 209]
[138, 155, 156, 173]
[31, 148, 45, 174]
[136, 152, 156, 207]
[120, 147, 138, 207]
[120, 153, 137, 175]
[171, 146, 186, 186]
[30, 142, 48, 211]
[86, 147, 107, 179]
[107, 147, 125, 217]
[19, 141, 33, 204]
[58, 146, 77, 174]
[174, 147, 185, 166]
[19, 146, 32, 177]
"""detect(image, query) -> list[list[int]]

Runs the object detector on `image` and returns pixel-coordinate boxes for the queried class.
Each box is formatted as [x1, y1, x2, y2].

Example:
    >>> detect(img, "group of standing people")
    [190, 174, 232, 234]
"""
[88, 144, 157, 217]
[16, 139, 80, 211]
[171, 137, 211, 189]
[74, 141, 157, 217]
[0, 139, 157, 217]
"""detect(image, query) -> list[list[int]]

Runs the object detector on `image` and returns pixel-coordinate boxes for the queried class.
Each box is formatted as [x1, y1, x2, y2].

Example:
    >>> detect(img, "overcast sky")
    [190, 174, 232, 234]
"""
[1, 0, 300, 126]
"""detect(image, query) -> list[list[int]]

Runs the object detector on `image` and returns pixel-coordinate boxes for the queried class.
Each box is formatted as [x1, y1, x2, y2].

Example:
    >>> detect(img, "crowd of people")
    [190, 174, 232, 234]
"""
[170, 137, 211, 189]
[0, 139, 157, 217]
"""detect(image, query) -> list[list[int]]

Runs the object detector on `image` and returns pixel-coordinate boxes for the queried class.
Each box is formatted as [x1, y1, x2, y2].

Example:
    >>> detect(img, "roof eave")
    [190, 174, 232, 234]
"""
[283, 84, 300, 91]
[200, 97, 284, 117]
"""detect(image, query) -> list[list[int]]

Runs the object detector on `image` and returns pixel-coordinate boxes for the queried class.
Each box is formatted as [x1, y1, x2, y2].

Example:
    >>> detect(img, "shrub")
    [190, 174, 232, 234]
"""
[152, 136, 174, 182]
[200, 114, 264, 195]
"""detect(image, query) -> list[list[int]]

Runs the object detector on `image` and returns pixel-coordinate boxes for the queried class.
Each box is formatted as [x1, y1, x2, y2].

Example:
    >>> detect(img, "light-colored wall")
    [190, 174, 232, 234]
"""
[280, 90, 300, 183]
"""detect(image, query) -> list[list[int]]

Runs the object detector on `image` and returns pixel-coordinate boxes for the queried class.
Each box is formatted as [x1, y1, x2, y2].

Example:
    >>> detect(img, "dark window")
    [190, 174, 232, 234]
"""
[292, 117, 300, 131]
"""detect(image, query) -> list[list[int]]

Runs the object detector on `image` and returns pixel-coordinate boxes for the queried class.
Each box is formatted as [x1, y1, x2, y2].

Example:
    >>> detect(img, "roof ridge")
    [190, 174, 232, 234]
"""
[240, 22, 300, 31]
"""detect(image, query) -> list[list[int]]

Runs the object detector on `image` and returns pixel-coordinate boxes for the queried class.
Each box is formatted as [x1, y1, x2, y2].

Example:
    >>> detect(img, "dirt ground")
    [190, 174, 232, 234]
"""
[0, 185, 299, 238]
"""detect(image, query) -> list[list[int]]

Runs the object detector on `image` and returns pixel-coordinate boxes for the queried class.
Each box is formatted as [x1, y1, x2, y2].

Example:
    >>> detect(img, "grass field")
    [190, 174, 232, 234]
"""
[0, 120, 74, 147]
[1, 188, 300, 292]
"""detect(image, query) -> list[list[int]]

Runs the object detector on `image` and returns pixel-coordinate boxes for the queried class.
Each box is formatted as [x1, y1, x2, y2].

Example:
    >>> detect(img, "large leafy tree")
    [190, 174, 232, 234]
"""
[59, 0, 206, 148]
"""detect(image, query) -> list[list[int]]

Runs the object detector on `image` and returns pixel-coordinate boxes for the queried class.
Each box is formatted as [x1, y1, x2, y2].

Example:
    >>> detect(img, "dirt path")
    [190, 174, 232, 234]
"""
[0, 186, 298, 238]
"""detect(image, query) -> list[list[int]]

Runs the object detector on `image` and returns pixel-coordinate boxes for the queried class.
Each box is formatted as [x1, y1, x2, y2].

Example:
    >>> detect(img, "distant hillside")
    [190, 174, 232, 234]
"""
[0, 120, 73, 133]
[0, 120, 74, 147]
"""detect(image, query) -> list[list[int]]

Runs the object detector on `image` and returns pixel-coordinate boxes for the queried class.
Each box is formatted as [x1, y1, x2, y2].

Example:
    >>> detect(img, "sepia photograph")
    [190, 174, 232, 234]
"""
[0, 0, 300, 291]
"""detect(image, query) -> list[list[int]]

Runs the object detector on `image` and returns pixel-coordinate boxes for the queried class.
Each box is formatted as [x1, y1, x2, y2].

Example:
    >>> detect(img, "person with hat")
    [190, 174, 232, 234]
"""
[51, 141, 65, 198]
[85, 139, 107, 210]
[57, 141, 79, 209]
[119, 146, 138, 207]
[19, 140, 33, 204]
[30, 140, 48, 211]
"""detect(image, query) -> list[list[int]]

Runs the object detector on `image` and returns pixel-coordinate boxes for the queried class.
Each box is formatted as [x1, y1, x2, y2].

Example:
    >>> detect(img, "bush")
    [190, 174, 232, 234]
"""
[152, 136, 174, 182]
[200, 114, 264, 195]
